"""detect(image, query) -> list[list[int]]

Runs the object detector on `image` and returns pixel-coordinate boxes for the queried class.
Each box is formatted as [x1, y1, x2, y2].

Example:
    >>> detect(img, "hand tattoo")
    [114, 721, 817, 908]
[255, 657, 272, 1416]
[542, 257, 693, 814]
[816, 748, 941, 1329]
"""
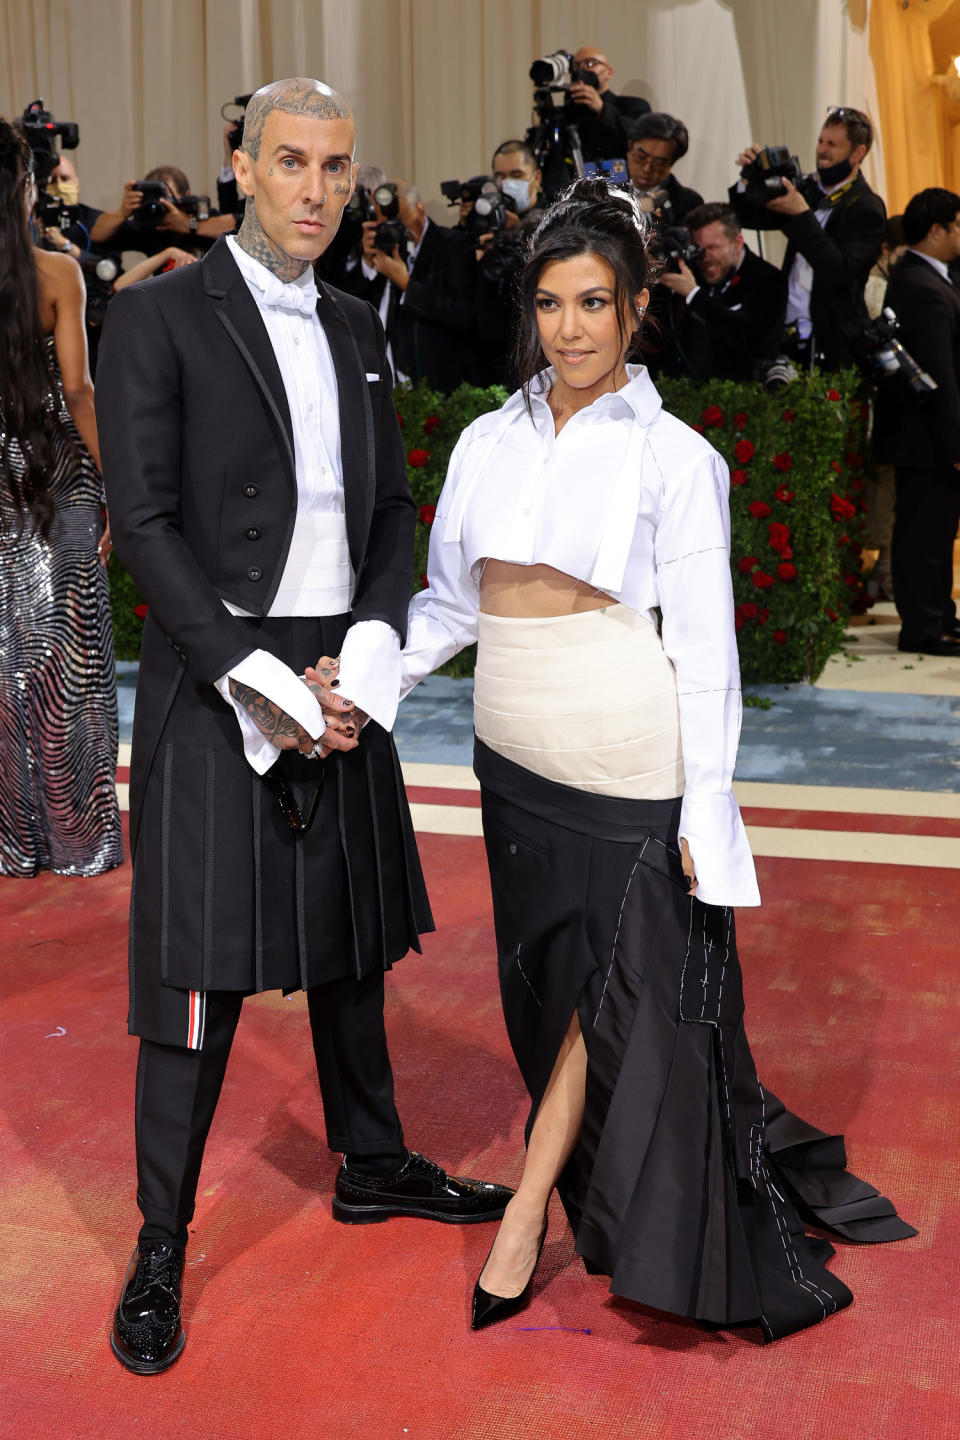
[229, 678, 312, 747]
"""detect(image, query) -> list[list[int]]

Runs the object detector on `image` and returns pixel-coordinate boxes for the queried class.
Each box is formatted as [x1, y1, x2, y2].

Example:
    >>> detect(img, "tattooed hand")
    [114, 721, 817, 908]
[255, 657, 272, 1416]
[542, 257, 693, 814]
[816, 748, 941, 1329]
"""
[228, 678, 317, 754]
[303, 655, 367, 755]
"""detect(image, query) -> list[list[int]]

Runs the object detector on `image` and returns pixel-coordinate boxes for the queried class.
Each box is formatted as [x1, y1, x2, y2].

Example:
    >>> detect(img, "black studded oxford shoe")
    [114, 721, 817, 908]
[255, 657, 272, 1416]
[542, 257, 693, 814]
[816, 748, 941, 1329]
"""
[110, 1241, 186, 1375]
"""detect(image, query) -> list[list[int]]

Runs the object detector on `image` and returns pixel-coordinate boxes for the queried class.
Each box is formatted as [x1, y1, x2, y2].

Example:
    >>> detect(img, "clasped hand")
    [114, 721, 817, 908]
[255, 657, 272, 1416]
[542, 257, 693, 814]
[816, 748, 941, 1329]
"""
[228, 655, 368, 759]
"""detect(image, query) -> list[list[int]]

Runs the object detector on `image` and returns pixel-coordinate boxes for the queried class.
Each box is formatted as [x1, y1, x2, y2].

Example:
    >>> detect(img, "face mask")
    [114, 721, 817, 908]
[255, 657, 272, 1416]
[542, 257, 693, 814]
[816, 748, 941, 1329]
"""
[46, 178, 80, 206]
[500, 177, 533, 212]
[817, 155, 853, 189]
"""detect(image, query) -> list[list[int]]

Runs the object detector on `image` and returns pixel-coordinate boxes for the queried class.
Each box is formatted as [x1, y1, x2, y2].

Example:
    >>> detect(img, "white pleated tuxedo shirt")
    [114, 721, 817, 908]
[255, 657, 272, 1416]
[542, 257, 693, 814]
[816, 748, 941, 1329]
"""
[215, 237, 401, 774]
[401, 364, 761, 908]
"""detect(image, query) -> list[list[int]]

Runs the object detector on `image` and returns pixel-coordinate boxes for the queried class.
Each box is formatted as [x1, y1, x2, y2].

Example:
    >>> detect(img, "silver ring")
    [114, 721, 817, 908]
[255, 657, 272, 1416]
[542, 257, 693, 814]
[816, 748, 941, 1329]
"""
[308, 742, 324, 760]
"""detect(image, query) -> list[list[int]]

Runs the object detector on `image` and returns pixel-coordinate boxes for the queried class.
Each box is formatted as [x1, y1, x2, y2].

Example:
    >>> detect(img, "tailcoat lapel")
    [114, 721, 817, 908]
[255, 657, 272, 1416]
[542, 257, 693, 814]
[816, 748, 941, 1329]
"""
[317, 280, 376, 574]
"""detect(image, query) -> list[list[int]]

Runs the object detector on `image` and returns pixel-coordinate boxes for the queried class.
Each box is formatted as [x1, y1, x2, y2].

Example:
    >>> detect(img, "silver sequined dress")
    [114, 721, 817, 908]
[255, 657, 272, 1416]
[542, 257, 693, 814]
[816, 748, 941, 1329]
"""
[0, 336, 123, 876]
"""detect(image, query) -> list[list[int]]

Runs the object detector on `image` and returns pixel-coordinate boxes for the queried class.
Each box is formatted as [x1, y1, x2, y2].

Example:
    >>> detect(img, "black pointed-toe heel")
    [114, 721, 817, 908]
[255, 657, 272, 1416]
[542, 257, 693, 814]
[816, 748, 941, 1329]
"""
[471, 1224, 547, 1332]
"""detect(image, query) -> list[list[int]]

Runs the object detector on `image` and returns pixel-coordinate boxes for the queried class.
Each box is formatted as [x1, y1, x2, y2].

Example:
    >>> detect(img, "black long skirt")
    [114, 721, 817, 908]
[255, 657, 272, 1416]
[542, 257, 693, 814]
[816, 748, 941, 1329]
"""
[476, 739, 915, 1342]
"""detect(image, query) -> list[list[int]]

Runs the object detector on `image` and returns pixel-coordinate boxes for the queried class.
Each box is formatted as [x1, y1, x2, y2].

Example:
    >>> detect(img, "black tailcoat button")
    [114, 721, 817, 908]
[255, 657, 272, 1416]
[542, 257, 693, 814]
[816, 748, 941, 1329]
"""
[242, 483, 259, 498]
[245, 526, 261, 540]
[246, 566, 263, 582]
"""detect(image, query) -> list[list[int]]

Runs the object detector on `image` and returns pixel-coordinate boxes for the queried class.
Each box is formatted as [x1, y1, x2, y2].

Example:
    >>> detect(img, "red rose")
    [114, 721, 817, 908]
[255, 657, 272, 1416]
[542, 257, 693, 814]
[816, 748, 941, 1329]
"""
[133, 603, 148, 620]
[423, 414, 441, 435]
[734, 439, 755, 463]
[690, 422, 706, 434]
[737, 555, 758, 573]
[756, 607, 770, 624]
[777, 562, 797, 581]
[748, 501, 772, 518]
[825, 607, 838, 621]
[420, 573, 429, 589]
[752, 570, 775, 589]
[830, 461, 842, 473]
[779, 545, 793, 559]
[842, 572, 858, 588]
[740, 601, 758, 619]
[772, 452, 793, 472]
[396, 413, 405, 428]
[418, 504, 437, 525]
[702, 404, 725, 427]
[826, 388, 840, 401]
[734, 412, 748, 431]
[846, 451, 863, 468]
[772, 629, 788, 644]
[830, 492, 856, 521]
[837, 533, 850, 547]
[775, 484, 795, 503]
[768, 522, 791, 552]
[407, 448, 430, 468]
[735, 612, 747, 633]
[781, 409, 795, 423]
[731, 469, 748, 486]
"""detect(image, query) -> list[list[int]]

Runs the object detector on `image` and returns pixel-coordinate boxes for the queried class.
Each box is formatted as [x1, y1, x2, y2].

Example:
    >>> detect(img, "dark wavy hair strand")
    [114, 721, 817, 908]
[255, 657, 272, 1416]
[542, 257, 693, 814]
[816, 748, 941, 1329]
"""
[0, 117, 59, 540]
[514, 176, 657, 412]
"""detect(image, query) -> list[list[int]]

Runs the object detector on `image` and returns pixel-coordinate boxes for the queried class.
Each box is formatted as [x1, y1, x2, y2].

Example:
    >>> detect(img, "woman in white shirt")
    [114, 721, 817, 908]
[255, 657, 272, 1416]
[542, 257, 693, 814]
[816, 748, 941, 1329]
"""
[400, 179, 913, 1341]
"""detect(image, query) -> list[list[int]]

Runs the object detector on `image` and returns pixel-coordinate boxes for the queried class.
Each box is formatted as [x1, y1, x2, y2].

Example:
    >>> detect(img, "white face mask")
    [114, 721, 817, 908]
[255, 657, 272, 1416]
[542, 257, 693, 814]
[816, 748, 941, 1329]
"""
[500, 176, 533, 212]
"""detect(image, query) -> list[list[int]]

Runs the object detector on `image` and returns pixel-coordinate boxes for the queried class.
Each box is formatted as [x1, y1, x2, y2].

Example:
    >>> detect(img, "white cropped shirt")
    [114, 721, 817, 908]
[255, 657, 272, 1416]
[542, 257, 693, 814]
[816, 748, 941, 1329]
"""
[401, 364, 761, 908]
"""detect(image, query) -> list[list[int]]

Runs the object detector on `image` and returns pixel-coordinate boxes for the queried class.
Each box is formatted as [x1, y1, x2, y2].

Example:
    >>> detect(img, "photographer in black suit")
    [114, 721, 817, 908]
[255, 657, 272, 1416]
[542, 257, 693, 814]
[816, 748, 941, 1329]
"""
[731, 106, 885, 370]
[568, 45, 650, 162]
[626, 113, 702, 225]
[657, 202, 787, 380]
[874, 188, 960, 655]
[358, 179, 477, 391]
[96, 78, 511, 1376]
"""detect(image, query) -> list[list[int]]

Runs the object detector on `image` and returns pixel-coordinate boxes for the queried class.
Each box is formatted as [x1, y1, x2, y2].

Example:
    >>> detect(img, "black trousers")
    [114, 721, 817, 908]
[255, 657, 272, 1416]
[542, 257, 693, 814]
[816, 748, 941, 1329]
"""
[135, 969, 405, 1249]
[892, 465, 960, 645]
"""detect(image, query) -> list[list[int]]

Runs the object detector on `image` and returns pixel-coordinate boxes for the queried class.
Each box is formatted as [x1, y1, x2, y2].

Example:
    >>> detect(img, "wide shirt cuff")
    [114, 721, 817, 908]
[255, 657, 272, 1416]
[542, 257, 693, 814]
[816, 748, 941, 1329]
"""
[336, 620, 402, 731]
[679, 791, 761, 908]
[214, 648, 326, 775]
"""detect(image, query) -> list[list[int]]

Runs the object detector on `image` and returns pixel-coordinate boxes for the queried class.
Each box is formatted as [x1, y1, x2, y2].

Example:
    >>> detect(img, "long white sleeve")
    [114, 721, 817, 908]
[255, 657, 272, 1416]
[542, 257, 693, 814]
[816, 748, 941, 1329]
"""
[214, 650, 325, 775]
[337, 619, 402, 731]
[655, 449, 761, 907]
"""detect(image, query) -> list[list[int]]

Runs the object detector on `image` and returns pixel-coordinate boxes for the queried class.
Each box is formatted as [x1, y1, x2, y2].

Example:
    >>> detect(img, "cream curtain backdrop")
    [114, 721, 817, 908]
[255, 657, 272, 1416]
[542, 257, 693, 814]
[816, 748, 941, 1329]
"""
[0, 0, 884, 225]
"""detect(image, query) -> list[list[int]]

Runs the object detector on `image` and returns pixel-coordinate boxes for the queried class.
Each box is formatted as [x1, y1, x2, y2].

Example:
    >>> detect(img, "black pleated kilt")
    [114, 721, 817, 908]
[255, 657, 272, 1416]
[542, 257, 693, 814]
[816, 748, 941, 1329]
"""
[475, 739, 915, 1342]
[126, 613, 433, 1044]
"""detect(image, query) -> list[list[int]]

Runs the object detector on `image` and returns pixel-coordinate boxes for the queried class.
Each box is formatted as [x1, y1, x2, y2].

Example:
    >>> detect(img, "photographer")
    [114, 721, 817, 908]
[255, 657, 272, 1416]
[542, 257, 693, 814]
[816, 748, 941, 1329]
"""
[626, 113, 702, 225]
[102, 165, 234, 257]
[568, 45, 650, 162]
[658, 202, 787, 380]
[491, 140, 544, 227]
[359, 178, 477, 392]
[872, 189, 960, 655]
[730, 106, 885, 370]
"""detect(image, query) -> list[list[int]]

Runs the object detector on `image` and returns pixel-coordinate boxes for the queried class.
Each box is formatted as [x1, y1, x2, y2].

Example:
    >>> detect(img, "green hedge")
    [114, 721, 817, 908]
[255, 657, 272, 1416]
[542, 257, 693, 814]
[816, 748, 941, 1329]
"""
[109, 373, 869, 684]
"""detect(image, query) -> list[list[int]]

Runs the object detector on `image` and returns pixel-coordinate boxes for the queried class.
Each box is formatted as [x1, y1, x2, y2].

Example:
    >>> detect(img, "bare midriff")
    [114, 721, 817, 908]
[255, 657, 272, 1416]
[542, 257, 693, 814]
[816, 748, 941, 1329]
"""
[478, 559, 615, 617]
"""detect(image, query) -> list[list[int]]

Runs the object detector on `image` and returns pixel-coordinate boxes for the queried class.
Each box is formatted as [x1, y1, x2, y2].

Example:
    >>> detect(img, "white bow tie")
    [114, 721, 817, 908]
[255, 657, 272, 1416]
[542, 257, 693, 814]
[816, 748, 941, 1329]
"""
[255, 268, 319, 317]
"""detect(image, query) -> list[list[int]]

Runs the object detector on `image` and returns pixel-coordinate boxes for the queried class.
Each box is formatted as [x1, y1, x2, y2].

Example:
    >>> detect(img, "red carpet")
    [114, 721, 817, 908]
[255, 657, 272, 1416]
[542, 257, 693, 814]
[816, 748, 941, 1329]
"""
[0, 818, 955, 1440]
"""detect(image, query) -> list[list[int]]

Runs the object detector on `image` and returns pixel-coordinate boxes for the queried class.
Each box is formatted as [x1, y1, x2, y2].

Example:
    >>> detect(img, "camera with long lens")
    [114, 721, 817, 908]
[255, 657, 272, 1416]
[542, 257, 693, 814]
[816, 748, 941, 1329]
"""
[221, 94, 254, 153]
[340, 182, 377, 242]
[369, 181, 407, 255]
[526, 50, 600, 200]
[131, 180, 211, 227]
[650, 225, 705, 273]
[441, 176, 511, 240]
[20, 99, 79, 188]
[756, 354, 801, 391]
[739, 145, 804, 202]
[847, 307, 937, 401]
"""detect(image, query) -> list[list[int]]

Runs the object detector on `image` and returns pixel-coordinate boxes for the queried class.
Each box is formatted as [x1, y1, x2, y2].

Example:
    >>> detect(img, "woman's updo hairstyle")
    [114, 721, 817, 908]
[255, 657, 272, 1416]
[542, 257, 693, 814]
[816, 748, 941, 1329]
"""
[514, 176, 657, 407]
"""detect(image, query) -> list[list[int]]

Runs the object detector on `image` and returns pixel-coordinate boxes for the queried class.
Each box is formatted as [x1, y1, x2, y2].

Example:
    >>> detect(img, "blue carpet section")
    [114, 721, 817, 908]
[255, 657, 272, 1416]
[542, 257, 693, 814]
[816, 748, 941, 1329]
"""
[116, 667, 960, 793]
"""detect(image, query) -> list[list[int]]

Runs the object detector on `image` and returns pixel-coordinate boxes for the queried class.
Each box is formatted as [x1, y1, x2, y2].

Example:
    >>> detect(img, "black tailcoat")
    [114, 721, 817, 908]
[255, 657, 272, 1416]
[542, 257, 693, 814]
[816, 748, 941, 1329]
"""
[95, 237, 431, 1034]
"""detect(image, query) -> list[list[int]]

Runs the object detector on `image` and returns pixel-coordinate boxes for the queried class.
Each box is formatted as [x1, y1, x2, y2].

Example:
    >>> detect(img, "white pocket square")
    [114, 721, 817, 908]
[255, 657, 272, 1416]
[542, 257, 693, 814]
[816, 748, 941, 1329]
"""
[365, 372, 380, 381]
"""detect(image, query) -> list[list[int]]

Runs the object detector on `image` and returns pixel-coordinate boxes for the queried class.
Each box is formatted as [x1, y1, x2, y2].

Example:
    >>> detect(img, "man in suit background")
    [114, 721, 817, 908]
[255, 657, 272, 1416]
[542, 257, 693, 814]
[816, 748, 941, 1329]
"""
[356, 179, 478, 391]
[567, 44, 651, 162]
[96, 77, 511, 1376]
[874, 188, 960, 655]
[626, 112, 703, 226]
[731, 106, 886, 371]
[657, 201, 788, 380]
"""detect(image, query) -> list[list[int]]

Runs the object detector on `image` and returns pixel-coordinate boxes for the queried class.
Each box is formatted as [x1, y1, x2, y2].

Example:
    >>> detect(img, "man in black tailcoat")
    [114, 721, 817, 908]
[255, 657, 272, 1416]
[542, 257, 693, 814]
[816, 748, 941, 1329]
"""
[95, 77, 511, 1376]
[873, 188, 960, 655]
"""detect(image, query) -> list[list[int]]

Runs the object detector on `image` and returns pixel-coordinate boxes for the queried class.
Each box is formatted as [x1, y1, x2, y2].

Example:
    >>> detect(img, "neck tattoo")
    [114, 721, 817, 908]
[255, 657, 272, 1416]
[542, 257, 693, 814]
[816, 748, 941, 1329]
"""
[236, 197, 309, 283]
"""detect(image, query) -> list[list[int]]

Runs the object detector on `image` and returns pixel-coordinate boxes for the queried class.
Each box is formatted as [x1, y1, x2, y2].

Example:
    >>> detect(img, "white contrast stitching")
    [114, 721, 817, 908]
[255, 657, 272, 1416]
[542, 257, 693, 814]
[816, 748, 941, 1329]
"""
[593, 838, 649, 1025]
[513, 943, 541, 1008]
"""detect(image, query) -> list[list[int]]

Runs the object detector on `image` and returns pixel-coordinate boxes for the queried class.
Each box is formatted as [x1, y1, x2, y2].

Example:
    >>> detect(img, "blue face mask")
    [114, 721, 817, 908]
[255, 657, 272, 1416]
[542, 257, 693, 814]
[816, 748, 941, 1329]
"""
[500, 176, 533, 212]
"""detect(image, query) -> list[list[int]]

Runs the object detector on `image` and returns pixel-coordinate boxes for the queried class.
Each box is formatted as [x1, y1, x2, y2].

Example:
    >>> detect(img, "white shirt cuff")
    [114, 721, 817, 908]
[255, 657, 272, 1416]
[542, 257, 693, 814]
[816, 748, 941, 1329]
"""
[214, 648, 326, 775]
[685, 285, 701, 305]
[337, 621, 402, 732]
[679, 791, 761, 908]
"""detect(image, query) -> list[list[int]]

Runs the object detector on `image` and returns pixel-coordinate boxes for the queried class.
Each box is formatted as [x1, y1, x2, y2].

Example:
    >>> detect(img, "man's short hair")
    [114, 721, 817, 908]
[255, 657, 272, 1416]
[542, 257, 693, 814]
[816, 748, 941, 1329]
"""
[628, 112, 689, 162]
[685, 202, 740, 240]
[144, 164, 191, 196]
[824, 106, 873, 154]
[903, 188, 960, 246]
[492, 139, 536, 169]
[886, 214, 906, 250]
